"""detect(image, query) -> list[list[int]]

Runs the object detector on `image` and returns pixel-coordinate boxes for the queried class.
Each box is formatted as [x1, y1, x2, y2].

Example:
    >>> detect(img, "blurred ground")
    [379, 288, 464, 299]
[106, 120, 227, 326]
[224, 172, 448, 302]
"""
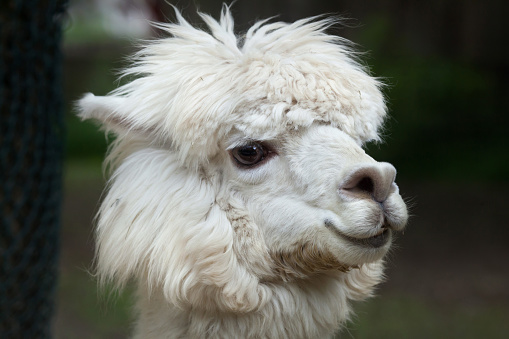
[54, 163, 509, 338]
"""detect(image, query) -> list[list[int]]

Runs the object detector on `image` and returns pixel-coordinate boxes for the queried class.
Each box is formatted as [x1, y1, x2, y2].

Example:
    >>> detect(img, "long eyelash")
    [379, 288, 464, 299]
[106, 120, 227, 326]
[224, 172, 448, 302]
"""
[226, 138, 257, 151]
[227, 140, 277, 155]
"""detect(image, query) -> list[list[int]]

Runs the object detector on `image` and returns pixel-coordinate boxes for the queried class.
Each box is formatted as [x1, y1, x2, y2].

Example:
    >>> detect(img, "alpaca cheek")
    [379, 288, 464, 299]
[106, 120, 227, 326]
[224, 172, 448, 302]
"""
[219, 196, 275, 279]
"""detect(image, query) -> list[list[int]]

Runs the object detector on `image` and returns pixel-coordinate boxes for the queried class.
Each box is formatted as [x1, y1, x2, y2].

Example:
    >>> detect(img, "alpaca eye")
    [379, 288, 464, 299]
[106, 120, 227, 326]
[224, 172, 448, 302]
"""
[231, 142, 267, 167]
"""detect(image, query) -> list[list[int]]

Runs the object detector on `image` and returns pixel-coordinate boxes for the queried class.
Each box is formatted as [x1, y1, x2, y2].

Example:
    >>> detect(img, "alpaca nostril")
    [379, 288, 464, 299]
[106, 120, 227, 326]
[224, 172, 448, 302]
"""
[343, 173, 377, 200]
[355, 176, 375, 196]
[342, 163, 396, 203]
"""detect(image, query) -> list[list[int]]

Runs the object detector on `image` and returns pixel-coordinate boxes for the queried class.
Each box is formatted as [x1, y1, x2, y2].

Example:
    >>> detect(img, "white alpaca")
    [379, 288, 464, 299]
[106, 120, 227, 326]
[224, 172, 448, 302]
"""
[78, 6, 408, 338]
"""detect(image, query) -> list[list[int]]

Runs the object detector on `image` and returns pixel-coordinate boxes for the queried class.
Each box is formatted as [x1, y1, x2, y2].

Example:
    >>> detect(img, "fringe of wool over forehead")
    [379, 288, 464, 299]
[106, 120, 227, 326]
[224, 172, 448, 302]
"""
[79, 6, 386, 167]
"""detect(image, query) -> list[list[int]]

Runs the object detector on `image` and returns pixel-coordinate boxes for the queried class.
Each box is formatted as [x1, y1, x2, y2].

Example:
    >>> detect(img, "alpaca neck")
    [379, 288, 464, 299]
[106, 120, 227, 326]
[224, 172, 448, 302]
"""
[132, 273, 355, 339]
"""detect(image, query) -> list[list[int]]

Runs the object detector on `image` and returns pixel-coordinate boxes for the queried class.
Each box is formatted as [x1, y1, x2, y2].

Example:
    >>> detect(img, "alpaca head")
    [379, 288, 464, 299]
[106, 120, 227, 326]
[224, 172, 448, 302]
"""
[78, 7, 408, 316]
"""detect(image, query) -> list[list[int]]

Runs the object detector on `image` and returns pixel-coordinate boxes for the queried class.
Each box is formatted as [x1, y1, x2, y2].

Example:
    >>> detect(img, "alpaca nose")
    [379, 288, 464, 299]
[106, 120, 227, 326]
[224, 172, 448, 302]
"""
[341, 162, 397, 203]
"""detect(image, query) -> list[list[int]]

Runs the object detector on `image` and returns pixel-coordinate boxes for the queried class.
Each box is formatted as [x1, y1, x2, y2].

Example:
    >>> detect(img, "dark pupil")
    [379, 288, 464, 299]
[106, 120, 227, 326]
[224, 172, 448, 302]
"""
[232, 143, 266, 166]
[234, 144, 264, 165]
[239, 146, 258, 158]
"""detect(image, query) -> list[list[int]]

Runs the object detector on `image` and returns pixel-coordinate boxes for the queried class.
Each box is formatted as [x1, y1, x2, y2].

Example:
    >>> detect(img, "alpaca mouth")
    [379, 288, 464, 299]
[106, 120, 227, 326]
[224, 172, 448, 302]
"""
[324, 220, 391, 248]
[341, 228, 391, 248]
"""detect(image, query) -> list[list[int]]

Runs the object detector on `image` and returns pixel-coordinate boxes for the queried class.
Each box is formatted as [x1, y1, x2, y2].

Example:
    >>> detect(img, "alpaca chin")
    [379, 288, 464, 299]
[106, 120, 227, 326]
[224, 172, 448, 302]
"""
[77, 5, 407, 339]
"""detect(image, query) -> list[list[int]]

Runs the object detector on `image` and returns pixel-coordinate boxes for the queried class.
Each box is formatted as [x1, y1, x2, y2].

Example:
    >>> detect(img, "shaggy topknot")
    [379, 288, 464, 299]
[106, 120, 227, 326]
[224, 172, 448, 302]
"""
[79, 6, 385, 167]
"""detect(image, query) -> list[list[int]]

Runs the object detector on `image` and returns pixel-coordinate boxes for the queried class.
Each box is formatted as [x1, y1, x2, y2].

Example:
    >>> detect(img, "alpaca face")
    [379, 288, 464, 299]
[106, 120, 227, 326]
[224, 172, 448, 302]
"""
[221, 124, 407, 280]
[77, 8, 408, 317]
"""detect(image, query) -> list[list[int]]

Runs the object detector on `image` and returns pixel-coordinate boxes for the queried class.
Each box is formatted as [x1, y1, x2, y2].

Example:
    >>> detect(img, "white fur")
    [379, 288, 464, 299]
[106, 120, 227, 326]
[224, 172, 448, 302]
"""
[77, 6, 407, 338]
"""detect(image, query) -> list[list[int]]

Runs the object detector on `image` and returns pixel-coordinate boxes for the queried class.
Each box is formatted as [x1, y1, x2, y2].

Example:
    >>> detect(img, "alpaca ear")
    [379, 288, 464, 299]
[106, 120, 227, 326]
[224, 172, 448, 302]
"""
[77, 93, 147, 136]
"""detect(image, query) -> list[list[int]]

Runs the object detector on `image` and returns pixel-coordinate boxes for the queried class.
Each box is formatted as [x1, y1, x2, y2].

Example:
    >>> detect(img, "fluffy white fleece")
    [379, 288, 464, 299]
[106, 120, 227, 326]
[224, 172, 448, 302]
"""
[78, 6, 407, 339]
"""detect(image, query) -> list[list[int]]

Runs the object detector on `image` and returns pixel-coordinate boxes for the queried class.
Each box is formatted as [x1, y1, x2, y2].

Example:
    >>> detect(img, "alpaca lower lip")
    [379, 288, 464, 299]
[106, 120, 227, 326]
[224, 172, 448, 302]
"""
[324, 220, 391, 248]
[342, 229, 391, 248]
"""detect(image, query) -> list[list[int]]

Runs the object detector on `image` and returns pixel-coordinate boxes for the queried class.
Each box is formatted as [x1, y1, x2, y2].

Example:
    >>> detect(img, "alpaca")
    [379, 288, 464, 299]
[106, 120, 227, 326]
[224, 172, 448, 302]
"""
[77, 6, 408, 339]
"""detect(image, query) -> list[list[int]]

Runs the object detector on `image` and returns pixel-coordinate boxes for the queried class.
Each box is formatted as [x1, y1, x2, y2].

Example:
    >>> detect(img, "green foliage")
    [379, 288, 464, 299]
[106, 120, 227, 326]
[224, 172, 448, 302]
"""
[65, 114, 108, 161]
[64, 17, 112, 44]
[357, 15, 508, 181]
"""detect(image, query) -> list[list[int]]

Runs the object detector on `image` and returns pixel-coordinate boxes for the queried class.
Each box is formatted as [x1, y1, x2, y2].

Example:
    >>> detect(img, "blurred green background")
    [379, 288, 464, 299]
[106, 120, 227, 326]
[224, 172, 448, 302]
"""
[56, 0, 509, 338]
